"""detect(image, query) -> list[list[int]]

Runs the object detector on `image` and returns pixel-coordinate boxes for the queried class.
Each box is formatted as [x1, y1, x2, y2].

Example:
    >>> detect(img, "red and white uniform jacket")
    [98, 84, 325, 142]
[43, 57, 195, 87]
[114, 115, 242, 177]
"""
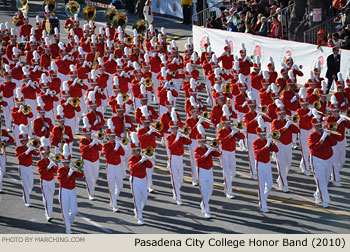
[160, 112, 183, 135]
[271, 118, 299, 145]
[166, 133, 192, 155]
[296, 108, 313, 131]
[57, 166, 84, 190]
[59, 99, 81, 119]
[85, 110, 105, 132]
[308, 131, 338, 160]
[51, 125, 74, 147]
[11, 107, 33, 126]
[253, 138, 279, 163]
[194, 146, 220, 170]
[111, 115, 135, 138]
[15, 145, 40, 166]
[137, 127, 162, 149]
[102, 141, 125, 165]
[185, 117, 210, 139]
[135, 106, 158, 125]
[37, 158, 58, 181]
[33, 116, 54, 138]
[128, 155, 153, 179]
[218, 128, 245, 152]
[79, 138, 102, 162]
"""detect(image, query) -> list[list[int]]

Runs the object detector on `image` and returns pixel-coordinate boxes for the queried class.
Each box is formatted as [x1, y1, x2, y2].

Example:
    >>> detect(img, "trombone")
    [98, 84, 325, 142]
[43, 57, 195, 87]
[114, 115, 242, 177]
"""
[21, 105, 32, 115]
[206, 138, 220, 149]
[177, 126, 191, 140]
[30, 137, 40, 148]
[50, 153, 62, 163]
[69, 97, 80, 108]
[142, 77, 153, 88]
[150, 121, 163, 133]
[72, 159, 84, 173]
[323, 121, 341, 136]
[140, 146, 155, 162]
[195, 111, 212, 127]
[116, 136, 129, 149]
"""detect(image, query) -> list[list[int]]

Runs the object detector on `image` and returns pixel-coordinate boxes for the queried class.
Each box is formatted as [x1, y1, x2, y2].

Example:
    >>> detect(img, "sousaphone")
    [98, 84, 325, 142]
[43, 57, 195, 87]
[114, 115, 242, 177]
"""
[114, 12, 128, 29]
[43, 0, 56, 13]
[82, 5, 96, 21]
[104, 7, 118, 23]
[132, 19, 149, 34]
[65, 0, 80, 17]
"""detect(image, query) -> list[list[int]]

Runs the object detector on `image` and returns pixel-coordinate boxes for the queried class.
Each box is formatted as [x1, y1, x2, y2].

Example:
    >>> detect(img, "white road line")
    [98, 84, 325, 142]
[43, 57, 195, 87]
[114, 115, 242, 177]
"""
[77, 213, 113, 234]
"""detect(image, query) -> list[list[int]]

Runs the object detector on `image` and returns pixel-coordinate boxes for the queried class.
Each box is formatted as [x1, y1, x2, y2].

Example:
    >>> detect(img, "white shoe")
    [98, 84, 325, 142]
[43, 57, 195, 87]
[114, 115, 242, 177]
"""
[192, 181, 198, 186]
[25, 203, 31, 207]
[47, 217, 53, 222]
[66, 230, 72, 234]
[251, 174, 257, 180]
[314, 195, 321, 204]
[260, 207, 269, 213]
[322, 202, 329, 208]
[176, 200, 182, 205]
[303, 170, 313, 176]
[88, 195, 95, 201]
[133, 209, 137, 219]
[148, 188, 154, 193]
[113, 207, 119, 212]
[332, 181, 342, 187]
[226, 194, 235, 199]
[200, 202, 204, 214]
[137, 219, 144, 225]
[204, 213, 211, 219]
[292, 143, 298, 149]
[282, 187, 289, 193]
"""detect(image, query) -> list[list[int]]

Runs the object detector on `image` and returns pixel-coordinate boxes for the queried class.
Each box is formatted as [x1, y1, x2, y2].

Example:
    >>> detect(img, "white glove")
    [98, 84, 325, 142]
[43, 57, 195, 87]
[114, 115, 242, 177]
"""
[41, 126, 46, 132]
[44, 122, 49, 128]
[216, 124, 221, 131]
[114, 141, 120, 151]
[265, 138, 272, 148]
[242, 101, 247, 108]
[160, 136, 165, 145]
[307, 110, 312, 116]
[48, 160, 56, 169]
[291, 64, 296, 70]
[198, 117, 204, 124]
[291, 96, 297, 103]
[125, 123, 131, 128]
[140, 156, 147, 163]
[68, 167, 75, 177]
[1, 136, 9, 141]
[175, 132, 181, 142]
[19, 105, 23, 111]
[163, 82, 169, 89]
[90, 138, 98, 146]
[25, 146, 34, 155]
[94, 120, 99, 126]
[147, 128, 155, 135]
[57, 142, 61, 149]
[45, 89, 50, 95]
[266, 85, 271, 93]
[63, 134, 69, 139]
[65, 97, 72, 106]
[320, 131, 330, 142]
[284, 121, 292, 129]
[337, 117, 345, 125]
[341, 102, 345, 107]
[204, 147, 214, 158]
[229, 129, 237, 137]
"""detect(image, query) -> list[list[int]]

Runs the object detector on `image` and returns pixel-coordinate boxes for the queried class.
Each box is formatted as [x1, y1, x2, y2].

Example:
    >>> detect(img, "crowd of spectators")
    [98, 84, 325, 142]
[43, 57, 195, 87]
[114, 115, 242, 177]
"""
[317, 25, 350, 50]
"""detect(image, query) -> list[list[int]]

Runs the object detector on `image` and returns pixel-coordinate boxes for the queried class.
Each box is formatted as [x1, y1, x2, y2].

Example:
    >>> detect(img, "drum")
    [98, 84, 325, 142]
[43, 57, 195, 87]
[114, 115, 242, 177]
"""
[45, 17, 59, 35]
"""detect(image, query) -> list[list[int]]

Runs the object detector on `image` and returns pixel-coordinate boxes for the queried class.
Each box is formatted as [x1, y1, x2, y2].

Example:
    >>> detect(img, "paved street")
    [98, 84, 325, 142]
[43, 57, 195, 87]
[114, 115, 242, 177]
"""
[0, 1, 349, 234]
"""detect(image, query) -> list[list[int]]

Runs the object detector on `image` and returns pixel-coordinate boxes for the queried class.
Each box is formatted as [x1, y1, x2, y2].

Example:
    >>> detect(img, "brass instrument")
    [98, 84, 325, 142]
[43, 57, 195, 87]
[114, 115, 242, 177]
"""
[125, 36, 133, 46]
[92, 51, 100, 70]
[132, 19, 149, 34]
[122, 93, 131, 103]
[73, 159, 84, 172]
[65, 1, 80, 17]
[236, 121, 244, 129]
[222, 83, 232, 94]
[150, 121, 163, 132]
[327, 121, 337, 131]
[292, 114, 300, 124]
[271, 130, 281, 140]
[52, 153, 61, 162]
[121, 137, 129, 145]
[17, 0, 29, 12]
[313, 101, 321, 110]
[182, 126, 191, 135]
[21, 105, 32, 115]
[209, 139, 220, 148]
[0, 142, 5, 155]
[143, 77, 153, 88]
[43, 0, 56, 13]
[30, 137, 40, 148]
[142, 146, 154, 157]
[69, 97, 80, 108]
[114, 12, 128, 29]
[97, 130, 105, 141]
[261, 105, 268, 113]
[82, 5, 96, 21]
[104, 7, 118, 23]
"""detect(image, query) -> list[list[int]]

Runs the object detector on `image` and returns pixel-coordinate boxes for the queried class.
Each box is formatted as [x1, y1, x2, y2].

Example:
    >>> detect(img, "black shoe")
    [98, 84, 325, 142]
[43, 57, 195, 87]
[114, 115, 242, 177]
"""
[47, 217, 53, 223]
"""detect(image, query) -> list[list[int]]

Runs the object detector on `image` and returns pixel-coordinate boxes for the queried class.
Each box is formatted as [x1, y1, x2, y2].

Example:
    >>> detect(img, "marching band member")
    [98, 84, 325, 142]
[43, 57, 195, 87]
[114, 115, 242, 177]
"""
[194, 124, 220, 218]
[218, 105, 245, 198]
[1, 65, 16, 130]
[166, 109, 192, 205]
[11, 88, 33, 145]
[238, 43, 253, 90]
[267, 57, 278, 84]
[308, 109, 337, 208]
[134, 89, 158, 128]
[325, 96, 349, 187]
[85, 90, 105, 135]
[51, 105, 74, 154]
[271, 99, 299, 192]
[128, 132, 153, 225]
[137, 110, 162, 193]
[250, 56, 262, 105]
[218, 40, 234, 73]
[33, 97, 54, 138]
[102, 119, 125, 212]
[36, 137, 57, 222]
[253, 116, 279, 213]
[15, 124, 40, 207]
[79, 117, 102, 200]
[57, 143, 84, 234]
[0, 120, 15, 193]
[285, 56, 303, 82]
[295, 88, 313, 176]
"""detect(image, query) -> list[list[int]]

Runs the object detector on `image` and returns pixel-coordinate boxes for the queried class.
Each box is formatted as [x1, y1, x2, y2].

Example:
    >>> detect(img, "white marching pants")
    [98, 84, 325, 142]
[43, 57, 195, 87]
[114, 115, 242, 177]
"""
[299, 128, 312, 172]
[205, 75, 213, 107]
[65, 118, 77, 136]
[169, 154, 184, 201]
[18, 165, 34, 205]
[311, 155, 332, 204]
[58, 73, 70, 84]
[241, 74, 251, 90]
[146, 154, 155, 190]
[40, 179, 55, 219]
[163, 133, 170, 162]
[106, 163, 124, 208]
[133, 97, 141, 111]
[3, 97, 13, 130]
[151, 72, 160, 103]
[0, 154, 6, 192]
[130, 176, 148, 220]
[247, 133, 258, 175]
[59, 187, 78, 233]
[121, 146, 132, 178]
[251, 88, 260, 106]
[256, 161, 273, 209]
[189, 139, 199, 183]
[331, 138, 346, 183]
[198, 167, 213, 215]
[221, 150, 236, 196]
[159, 105, 167, 118]
[275, 142, 292, 190]
[83, 159, 100, 198]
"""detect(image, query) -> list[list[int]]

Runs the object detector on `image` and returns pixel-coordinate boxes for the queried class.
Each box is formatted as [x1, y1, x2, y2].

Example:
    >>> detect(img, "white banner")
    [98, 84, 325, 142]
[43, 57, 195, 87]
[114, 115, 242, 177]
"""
[152, 0, 183, 19]
[193, 26, 350, 85]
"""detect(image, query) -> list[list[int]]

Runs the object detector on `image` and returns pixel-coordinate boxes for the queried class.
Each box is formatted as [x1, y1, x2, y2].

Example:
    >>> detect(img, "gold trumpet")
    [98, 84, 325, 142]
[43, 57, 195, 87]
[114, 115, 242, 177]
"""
[53, 153, 61, 162]
[260, 105, 268, 113]
[327, 121, 337, 131]
[292, 114, 300, 124]
[21, 105, 32, 115]
[30, 137, 40, 148]
[223, 83, 232, 94]
[125, 36, 133, 46]
[209, 138, 220, 148]
[271, 130, 281, 140]
[69, 97, 80, 108]
[142, 146, 154, 156]
[236, 121, 244, 129]
[122, 93, 131, 103]
[82, 5, 96, 21]
[150, 121, 163, 132]
[97, 130, 105, 141]
[143, 77, 153, 88]
[313, 101, 321, 110]
[73, 159, 84, 172]
[182, 126, 191, 135]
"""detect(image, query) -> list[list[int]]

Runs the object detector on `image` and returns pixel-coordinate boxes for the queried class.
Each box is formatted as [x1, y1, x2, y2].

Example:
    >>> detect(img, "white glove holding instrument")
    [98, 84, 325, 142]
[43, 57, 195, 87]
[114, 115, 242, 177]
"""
[320, 131, 330, 142]
[265, 138, 272, 148]
[204, 147, 214, 158]
[25, 146, 35, 155]
[68, 167, 75, 177]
